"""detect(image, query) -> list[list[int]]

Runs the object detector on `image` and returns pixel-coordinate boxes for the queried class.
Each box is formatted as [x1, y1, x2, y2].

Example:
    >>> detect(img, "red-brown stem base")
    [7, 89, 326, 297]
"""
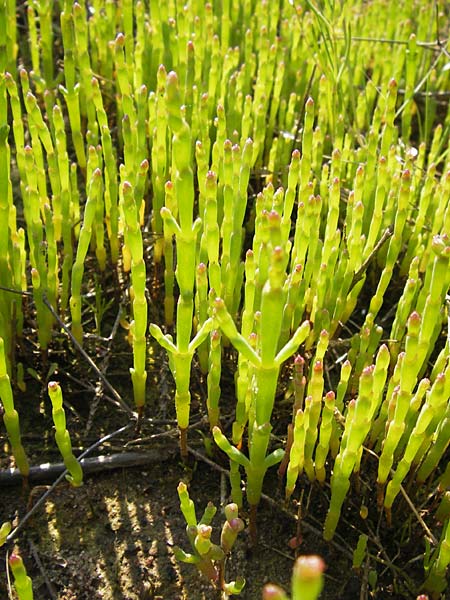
[135, 406, 144, 434]
[376, 482, 385, 508]
[249, 504, 258, 546]
[179, 427, 188, 461]
[385, 506, 392, 528]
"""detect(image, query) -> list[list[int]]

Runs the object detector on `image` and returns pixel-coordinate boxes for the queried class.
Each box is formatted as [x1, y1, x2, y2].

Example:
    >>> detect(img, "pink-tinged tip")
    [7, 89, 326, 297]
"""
[306, 96, 314, 108]
[431, 234, 449, 255]
[187, 40, 194, 51]
[211, 330, 220, 342]
[8, 554, 24, 569]
[140, 159, 149, 170]
[292, 149, 300, 159]
[167, 71, 178, 84]
[165, 180, 173, 191]
[388, 78, 397, 89]
[435, 373, 445, 384]
[197, 263, 207, 274]
[228, 517, 244, 532]
[294, 355, 304, 366]
[122, 180, 132, 192]
[288, 534, 303, 549]
[325, 391, 335, 402]
[206, 170, 216, 181]
[115, 32, 125, 45]
[225, 503, 239, 518]
[272, 246, 284, 261]
[314, 360, 323, 372]
[197, 524, 212, 537]
[402, 169, 411, 180]
[362, 364, 375, 376]
[294, 555, 325, 579]
[408, 311, 421, 324]
[262, 584, 285, 599]
[48, 381, 59, 391]
[201, 92, 208, 102]
[246, 249, 254, 258]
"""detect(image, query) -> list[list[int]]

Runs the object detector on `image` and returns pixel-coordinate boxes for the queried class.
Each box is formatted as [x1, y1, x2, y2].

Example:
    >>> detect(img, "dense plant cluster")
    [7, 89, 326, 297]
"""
[0, 0, 449, 598]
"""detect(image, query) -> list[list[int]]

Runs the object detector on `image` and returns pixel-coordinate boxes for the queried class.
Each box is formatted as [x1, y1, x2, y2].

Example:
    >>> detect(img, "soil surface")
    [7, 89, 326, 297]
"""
[0, 330, 439, 600]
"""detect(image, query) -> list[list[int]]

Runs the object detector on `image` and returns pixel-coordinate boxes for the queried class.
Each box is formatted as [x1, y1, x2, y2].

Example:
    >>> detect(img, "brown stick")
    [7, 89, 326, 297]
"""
[0, 450, 176, 486]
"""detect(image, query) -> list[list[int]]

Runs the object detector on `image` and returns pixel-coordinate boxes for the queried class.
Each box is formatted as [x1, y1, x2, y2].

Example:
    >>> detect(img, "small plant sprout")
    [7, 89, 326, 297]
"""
[0, 338, 29, 478]
[69, 167, 103, 344]
[212, 227, 311, 540]
[352, 534, 369, 571]
[150, 71, 214, 458]
[262, 555, 325, 600]
[9, 553, 33, 600]
[48, 381, 83, 487]
[122, 179, 148, 415]
[174, 482, 245, 598]
[423, 518, 450, 599]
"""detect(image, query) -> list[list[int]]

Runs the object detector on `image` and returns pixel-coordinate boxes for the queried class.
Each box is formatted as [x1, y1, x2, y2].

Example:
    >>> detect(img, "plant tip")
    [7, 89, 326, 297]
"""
[294, 555, 325, 579]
